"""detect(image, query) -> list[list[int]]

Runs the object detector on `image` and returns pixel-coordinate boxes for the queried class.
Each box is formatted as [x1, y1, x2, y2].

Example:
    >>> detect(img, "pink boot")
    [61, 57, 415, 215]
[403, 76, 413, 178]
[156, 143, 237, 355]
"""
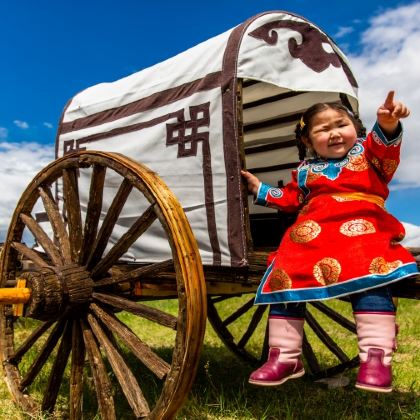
[249, 317, 305, 386]
[354, 312, 396, 393]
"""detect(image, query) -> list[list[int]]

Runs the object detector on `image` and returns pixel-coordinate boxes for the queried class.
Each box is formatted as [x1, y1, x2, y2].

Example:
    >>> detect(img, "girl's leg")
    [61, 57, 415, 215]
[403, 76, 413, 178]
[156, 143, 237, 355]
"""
[249, 303, 306, 386]
[351, 286, 396, 393]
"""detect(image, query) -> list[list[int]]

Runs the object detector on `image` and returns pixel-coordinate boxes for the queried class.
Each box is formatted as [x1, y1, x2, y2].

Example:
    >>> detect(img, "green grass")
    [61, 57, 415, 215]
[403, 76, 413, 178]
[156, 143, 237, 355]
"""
[0, 298, 418, 419]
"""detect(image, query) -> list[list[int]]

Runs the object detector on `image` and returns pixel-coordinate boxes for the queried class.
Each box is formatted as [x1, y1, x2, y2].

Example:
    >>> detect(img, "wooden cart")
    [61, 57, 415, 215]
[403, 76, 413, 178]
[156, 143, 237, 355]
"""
[1, 11, 418, 419]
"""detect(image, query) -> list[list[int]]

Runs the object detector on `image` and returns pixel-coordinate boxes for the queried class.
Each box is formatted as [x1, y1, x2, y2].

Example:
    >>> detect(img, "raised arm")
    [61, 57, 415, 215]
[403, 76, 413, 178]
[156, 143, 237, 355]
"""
[377, 91, 410, 138]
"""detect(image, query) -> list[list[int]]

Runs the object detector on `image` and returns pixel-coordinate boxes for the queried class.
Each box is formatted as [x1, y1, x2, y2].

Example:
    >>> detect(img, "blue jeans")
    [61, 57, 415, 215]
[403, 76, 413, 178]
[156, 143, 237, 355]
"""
[269, 286, 396, 317]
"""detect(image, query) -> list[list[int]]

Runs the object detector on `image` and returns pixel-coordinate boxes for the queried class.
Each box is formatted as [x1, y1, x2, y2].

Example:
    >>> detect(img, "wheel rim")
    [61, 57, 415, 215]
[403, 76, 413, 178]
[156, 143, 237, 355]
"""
[0, 151, 207, 419]
[207, 294, 358, 378]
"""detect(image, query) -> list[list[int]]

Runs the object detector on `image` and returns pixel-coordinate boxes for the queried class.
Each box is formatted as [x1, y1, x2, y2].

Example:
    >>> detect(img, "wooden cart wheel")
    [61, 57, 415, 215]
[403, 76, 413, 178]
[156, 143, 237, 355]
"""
[0, 151, 207, 419]
[208, 294, 359, 379]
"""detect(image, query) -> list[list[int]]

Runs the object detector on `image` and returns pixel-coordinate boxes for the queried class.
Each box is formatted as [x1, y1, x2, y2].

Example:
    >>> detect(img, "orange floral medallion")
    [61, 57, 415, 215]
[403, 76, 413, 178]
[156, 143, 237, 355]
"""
[383, 159, 398, 176]
[339, 219, 376, 237]
[307, 170, 322, 184]
[371, 157, 381, 170]
[290, 220, 321, 243]
[347, 154, 369, 171]
[313, 257, 341, 285]
[269, 268, 292, 291]
[369, 257, 402, 274]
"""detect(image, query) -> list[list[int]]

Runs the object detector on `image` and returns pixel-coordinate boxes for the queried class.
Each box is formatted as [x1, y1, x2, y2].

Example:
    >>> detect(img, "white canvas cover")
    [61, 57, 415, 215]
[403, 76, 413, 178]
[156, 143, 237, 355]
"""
[55, 11, 359, 267]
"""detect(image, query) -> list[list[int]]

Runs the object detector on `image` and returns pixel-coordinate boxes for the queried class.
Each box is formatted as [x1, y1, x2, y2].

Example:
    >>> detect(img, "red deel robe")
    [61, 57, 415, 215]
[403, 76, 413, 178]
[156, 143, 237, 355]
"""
[254, 122, 418, 304]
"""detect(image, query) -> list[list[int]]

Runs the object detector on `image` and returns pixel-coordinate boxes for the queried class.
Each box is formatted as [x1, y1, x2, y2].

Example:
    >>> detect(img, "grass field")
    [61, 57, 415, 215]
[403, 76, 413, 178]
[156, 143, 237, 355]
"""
[0, 297, 418, 419]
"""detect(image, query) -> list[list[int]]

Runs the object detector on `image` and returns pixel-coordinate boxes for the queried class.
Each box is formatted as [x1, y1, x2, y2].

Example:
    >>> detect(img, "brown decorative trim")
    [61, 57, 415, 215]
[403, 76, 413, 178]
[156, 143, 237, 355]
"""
[221, 11, 302, 267]
[165, 102, 221, 265]
[248, 20, 357, 88]
[59, 72, 221, 135]
[60, 103, 222, 266]
[62, 110, 184, 149]
[55, 98, 73, 159]
[221, 21, 248, 267]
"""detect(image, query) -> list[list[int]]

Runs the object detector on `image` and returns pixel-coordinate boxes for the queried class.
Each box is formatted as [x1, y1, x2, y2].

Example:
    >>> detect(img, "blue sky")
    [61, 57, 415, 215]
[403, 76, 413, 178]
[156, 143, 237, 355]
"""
[1, 0, 420, 240]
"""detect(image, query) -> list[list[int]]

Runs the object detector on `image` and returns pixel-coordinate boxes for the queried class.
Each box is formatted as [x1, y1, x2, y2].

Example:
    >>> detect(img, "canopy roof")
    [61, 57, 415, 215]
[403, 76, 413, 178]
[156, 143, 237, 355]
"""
[56, 11, 359, 267]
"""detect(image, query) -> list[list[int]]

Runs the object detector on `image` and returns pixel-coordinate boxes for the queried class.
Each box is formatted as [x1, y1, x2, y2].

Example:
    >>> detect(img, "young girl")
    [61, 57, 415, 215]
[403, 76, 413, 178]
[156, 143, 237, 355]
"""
[241, 91, 418, 393]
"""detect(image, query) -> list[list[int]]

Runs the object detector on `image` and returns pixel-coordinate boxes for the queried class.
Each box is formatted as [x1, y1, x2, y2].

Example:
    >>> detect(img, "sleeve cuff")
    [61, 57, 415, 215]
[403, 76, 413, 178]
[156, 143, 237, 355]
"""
[372, 121, 403, 146]
[254, 182, 283, 206]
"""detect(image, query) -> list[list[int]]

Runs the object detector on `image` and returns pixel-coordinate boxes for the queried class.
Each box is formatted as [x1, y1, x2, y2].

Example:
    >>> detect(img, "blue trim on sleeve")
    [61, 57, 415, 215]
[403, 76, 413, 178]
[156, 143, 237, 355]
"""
[372, 121, 403, 146]
[254, 262, 418, 304]
[255, 182, 272, 206]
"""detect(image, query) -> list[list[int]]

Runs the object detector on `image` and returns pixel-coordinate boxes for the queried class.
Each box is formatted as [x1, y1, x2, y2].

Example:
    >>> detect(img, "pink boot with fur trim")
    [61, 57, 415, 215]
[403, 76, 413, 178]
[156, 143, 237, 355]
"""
[354, 312, 396, 393]
[249, 317, 305, 386]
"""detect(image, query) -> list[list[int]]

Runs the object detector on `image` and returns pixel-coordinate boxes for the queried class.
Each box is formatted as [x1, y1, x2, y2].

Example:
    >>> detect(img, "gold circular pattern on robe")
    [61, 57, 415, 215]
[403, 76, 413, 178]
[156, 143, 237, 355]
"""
[269, 268, 292, 291]
[339, 219, 376, 237]
[347, 154, 369, 171]
[313, 257, 341, 285]
[300, 204, 310, 215]
[369, 257, 402, 274]
[307, 170, 321, 184]
[290, 220, 321, 243]
[371, 157, 381, 170]
[383, 159, 398, 176]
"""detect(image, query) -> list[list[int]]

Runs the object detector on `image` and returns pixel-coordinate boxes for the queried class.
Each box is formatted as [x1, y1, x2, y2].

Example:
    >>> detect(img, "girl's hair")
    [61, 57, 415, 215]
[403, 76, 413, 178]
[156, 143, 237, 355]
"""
[295, 102, 366, 160]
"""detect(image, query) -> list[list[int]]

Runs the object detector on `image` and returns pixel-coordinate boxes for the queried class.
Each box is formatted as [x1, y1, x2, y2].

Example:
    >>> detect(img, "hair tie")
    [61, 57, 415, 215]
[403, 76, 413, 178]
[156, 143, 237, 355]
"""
[299, 117, 305, 130]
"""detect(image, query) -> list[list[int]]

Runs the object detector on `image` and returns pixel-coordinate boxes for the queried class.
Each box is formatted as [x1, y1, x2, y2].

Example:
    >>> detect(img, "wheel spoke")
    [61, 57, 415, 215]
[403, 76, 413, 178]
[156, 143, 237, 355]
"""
[94, 259, 173, 287]
[81, 319, 116, 420]
[93, 292, 177, 329]
[305, 310, 350, 363]
[209, 295, 234, 304]
[87, 312, 150, 418]
[20, 214, 63, 266]
[70, 320, 85, 420]
[86, 178, 133, 270]
[302, 331, 321, 374]
[80, 164, 106, 265]
[11, 242, 49, 269]
[41, 321, 73, 412]
[237, 305, 267, 349]
[90, 303, 170, 379]
[11, 320, 54, 362]
[222, 297, 255, 327]
[38, 185, 72, 264]
[91, 204, 157, 279]
[20, 318, 67, 390]
[207, 297, 258, 364]
[62, 168, 83, 262]
[309, 301, 356, 333]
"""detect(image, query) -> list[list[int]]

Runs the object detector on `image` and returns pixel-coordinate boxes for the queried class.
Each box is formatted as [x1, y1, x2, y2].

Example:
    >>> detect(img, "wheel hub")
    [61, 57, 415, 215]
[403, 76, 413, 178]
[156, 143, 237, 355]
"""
[20, 264, 94, 320]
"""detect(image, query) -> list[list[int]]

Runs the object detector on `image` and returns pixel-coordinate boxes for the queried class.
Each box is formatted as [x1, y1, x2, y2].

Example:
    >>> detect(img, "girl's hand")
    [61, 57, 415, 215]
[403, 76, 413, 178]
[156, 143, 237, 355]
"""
[377, 91, 410, 136]
[241, 170, 260, 195]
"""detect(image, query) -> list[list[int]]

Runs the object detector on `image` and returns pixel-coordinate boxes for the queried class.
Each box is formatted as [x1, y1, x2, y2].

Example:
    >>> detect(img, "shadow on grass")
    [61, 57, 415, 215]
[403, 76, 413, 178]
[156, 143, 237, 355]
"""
[176, 344, 419, 420]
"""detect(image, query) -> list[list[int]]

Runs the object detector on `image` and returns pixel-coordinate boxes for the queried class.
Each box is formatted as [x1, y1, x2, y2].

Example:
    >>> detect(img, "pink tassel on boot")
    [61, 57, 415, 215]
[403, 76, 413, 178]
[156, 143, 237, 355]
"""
[249, 316, 305, 386]
[354, 312, 396, 393]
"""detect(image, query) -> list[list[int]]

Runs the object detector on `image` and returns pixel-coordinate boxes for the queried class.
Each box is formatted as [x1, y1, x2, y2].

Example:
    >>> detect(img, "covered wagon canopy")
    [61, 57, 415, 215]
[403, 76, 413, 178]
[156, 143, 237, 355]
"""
[56, 11, 359, 268]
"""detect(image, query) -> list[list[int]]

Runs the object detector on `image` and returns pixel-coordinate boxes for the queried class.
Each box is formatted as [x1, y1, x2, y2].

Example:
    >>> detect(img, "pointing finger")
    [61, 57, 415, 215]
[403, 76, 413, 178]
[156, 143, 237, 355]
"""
[384, 90, 395, 109]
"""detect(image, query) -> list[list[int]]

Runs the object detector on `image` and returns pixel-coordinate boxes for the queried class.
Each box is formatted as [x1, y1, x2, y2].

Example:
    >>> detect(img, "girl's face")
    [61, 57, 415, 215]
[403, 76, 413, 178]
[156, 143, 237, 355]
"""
[304, 108, 358, 159]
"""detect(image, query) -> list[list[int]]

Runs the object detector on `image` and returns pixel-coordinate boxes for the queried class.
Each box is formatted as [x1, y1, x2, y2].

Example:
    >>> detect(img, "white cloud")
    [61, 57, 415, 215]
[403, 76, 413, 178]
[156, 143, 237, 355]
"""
[43, 122, 53, 129]
[0, 127, 8, 139]
[13, 119, 29, 129]
[349, 2, 420, 189]
[334, 26, 354, 38]
[402, 222, 420, 247]
[0, 142, 54, 241]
